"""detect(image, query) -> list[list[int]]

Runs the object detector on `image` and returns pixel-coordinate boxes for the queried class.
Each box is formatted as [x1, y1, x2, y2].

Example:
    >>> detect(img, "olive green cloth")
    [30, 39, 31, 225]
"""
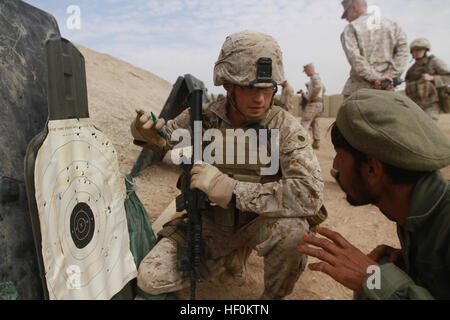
[362, 171, 449, 300]
[337, 89, 450, 171]
[124, 175, 157, 269]
[123, 175, 182, 301]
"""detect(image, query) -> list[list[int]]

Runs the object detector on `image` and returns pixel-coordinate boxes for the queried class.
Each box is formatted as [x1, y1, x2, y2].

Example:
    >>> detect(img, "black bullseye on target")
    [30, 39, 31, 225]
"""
[70, 202, 95, 249]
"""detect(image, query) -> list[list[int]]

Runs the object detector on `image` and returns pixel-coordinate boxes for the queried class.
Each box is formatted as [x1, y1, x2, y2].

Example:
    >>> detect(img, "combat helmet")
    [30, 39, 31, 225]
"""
[214, 30, 285, 89]
[213, 31, 285, 123]
[410, 38, 431, 53]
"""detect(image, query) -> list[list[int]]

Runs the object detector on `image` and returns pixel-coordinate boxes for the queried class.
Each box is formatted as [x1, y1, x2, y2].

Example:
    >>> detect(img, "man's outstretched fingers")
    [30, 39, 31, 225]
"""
[298, 244, 338, 267]
[302, 234, 340, 255]
[316, 227, 351, 249]
[308, 262, 335, 277]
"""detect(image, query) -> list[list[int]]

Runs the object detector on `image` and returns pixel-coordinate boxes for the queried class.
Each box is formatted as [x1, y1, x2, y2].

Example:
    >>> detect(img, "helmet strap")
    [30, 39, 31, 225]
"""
[227, 85, 248, 123]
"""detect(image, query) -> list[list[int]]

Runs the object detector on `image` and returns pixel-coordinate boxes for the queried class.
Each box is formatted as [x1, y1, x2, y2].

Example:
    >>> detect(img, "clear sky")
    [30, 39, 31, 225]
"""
[23, 0, 450, 95]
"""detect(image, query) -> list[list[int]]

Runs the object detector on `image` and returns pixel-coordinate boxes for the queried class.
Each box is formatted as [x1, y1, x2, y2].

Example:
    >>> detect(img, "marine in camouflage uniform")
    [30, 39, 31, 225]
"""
[279, 80, 295, 113]
[340, 0, 409, 98]
[131, 31, 324, 300]
[405, 38, 450, 122]
[301, 63, 326, 150]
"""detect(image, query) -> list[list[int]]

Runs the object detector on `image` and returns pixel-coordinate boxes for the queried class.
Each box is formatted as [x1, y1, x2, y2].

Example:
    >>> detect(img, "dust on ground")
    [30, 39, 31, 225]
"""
[81, 44, 450, 300]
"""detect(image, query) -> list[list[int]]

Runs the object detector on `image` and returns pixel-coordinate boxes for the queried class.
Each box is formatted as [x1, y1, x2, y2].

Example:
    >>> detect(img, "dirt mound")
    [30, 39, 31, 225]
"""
[81, 44, 450, 300]
[76, 45, 173, 175]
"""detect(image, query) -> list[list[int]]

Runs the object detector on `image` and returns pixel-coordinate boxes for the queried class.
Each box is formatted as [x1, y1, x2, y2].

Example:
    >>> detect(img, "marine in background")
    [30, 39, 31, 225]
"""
[340, 0, 409, 98]
[300, 63, 326, 150]
[405, 38, 450, 123]
[279, 80, 295, 113]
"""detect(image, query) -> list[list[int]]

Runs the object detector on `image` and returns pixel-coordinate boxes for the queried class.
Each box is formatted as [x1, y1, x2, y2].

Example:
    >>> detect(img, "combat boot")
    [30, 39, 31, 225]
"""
[217, 247, 250, 287]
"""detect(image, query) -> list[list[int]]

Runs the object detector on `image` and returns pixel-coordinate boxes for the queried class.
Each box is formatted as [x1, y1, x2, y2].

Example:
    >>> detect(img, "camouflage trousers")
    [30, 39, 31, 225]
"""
[421, 102, 441, 123]
[137, 214, 309, 299]
[301, 102, 323, 141]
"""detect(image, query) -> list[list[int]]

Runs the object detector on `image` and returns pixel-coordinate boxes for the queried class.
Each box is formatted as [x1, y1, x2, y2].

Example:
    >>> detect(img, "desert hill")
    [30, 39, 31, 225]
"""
[76, 45, 172, 174]
[78, 44, 450, 300]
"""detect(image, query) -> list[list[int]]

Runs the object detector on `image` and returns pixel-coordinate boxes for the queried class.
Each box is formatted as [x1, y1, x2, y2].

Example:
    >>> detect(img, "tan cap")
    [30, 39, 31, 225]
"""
[214, 30, 285, 88]
[303, 63, 314, 70]
[341, 0, 356, 19]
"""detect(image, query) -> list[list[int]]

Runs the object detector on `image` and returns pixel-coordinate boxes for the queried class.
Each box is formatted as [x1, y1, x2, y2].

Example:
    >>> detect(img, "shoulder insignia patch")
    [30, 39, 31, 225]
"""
[291, 131, 309, 148]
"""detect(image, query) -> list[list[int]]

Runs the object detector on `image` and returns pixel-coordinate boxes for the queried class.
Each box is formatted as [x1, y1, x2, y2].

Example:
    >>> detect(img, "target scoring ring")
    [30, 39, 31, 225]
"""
[70, 202, 95, 249]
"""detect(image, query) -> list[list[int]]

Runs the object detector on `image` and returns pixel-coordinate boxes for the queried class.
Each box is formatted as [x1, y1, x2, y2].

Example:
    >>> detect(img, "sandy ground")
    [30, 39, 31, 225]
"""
[80, 44, 450, 300]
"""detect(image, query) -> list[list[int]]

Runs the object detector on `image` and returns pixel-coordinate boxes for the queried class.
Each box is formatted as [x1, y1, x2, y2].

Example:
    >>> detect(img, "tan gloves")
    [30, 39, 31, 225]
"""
[190, 162, 237, 209]
[130, 109, 166, 152]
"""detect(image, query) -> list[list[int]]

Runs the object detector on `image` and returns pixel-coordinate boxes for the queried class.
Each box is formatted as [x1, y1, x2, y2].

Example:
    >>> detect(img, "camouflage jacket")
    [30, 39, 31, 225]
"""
[306, 73, 326, 102]
[363, 171, 450, 300]
[341, 13, 409, 96]
[162, 97, 324, 219]
[405, 55, 450, 108]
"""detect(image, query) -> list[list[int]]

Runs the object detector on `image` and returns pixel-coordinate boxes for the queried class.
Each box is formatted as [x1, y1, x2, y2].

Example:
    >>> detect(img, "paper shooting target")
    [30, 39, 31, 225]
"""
[34, 118, 137, 300]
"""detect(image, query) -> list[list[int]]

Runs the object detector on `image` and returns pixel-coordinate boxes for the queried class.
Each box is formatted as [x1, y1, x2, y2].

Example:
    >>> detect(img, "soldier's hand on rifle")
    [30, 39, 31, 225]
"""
[190, 162, 237, 209]
[131, 109, 166, 151]
[421, 73, 435, 82]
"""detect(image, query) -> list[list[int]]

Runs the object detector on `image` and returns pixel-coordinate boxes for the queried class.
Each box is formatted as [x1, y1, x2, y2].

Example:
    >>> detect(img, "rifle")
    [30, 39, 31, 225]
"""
[298, 90, 308, 110]
[381, 77, 404, 90]
[174, 74, 209, 300]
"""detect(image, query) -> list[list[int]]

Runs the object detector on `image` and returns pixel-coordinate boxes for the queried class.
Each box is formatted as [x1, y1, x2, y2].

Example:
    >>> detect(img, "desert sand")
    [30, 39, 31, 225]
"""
[78, 44, 450, 300]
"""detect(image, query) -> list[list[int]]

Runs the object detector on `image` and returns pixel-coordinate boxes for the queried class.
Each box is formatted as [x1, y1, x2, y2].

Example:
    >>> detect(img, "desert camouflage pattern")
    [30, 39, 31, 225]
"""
[214, 31, 285, 88]
[163, 98, 323, 219]
[406, 55, 450, 121]
[305, 73, 325, 102]
[138, 98, 324, 298]
[280, 82, 295, 112]
[341, 13, 409, 96]
[301, 74, 325, 141]
[138, 214, 310, 298]
[301, 102, 323, 142]
[421, 104, 442, 122]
